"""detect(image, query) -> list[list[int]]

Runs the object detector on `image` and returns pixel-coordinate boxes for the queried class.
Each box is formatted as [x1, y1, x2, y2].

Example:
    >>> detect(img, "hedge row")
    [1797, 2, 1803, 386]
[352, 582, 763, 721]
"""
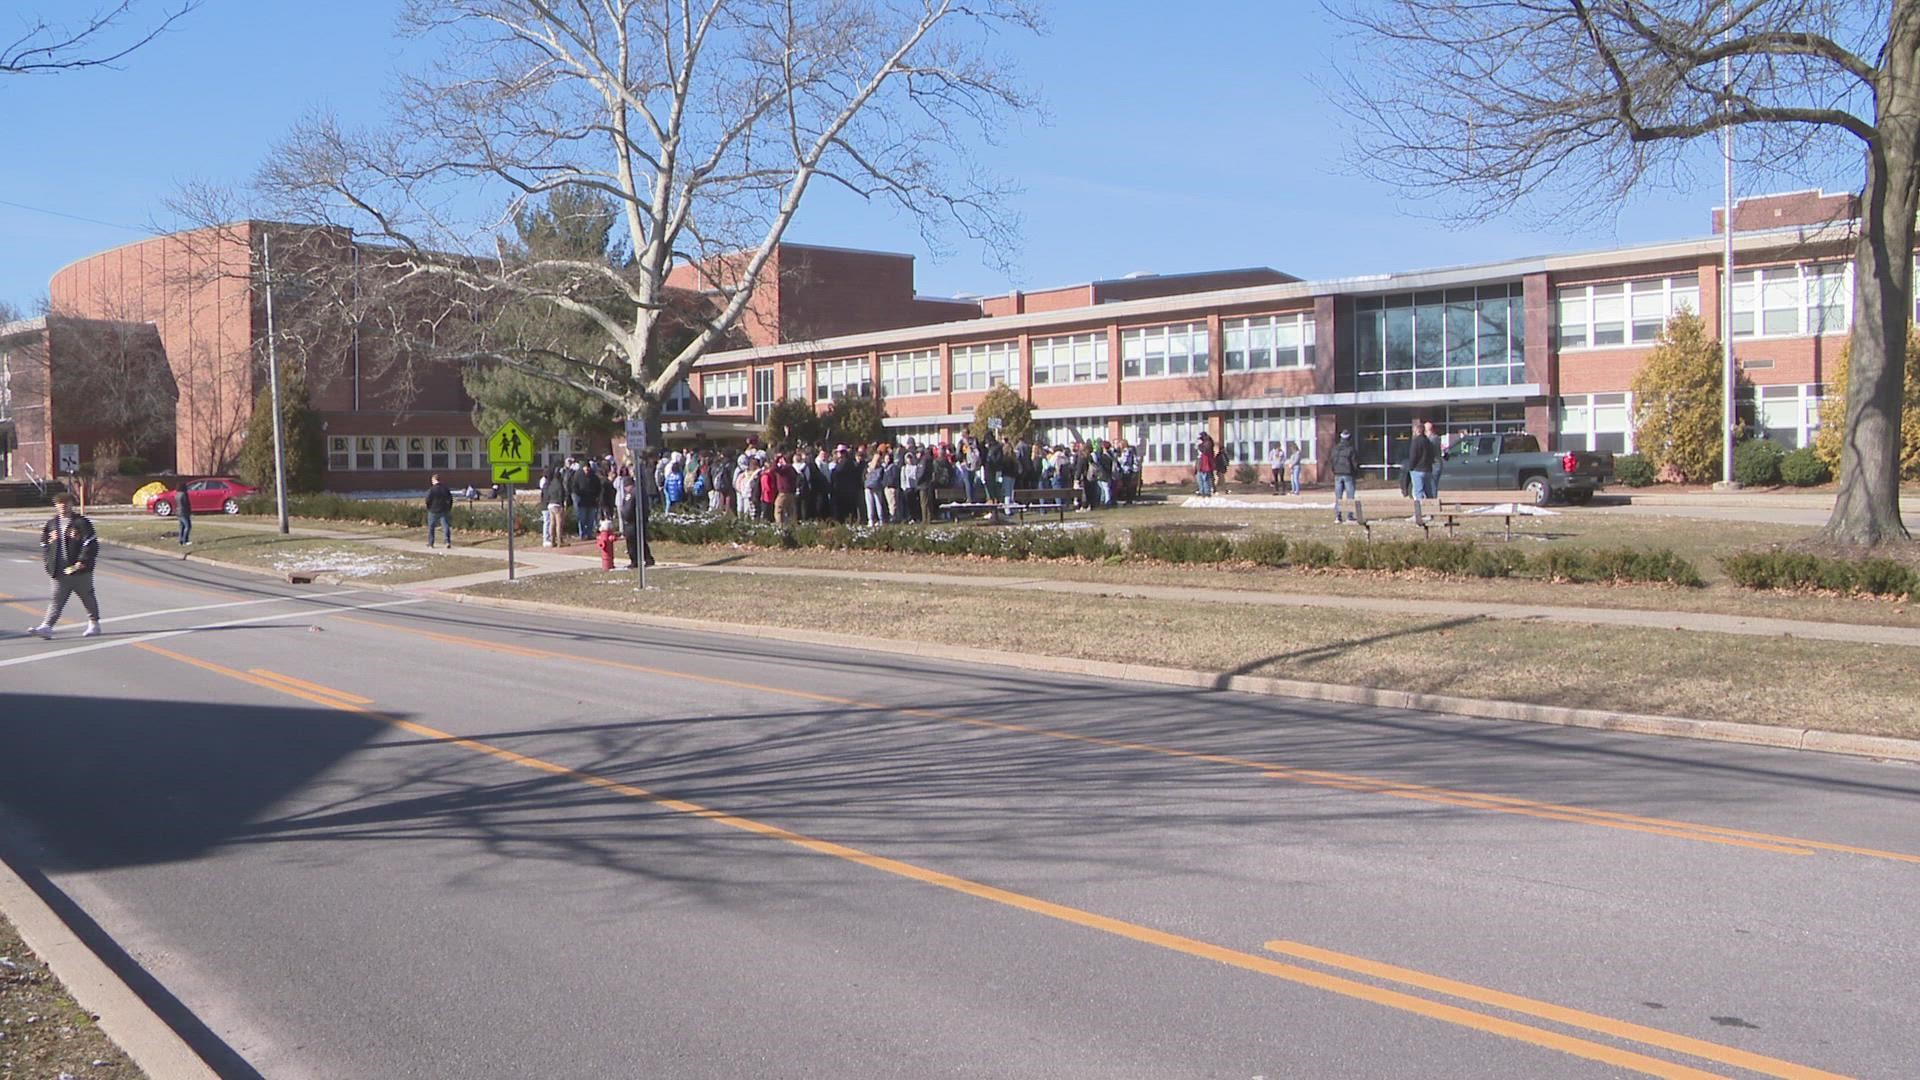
[1721, 550, 1919, 598]
[252, 495, 1702, 586]
[646, 515, 1126, 562]
[1130, 527, 1701, 585]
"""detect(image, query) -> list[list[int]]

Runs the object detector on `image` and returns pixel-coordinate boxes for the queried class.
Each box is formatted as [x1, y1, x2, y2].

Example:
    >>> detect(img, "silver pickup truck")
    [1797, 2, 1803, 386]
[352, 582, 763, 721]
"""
[1435, 432, 1613, 506]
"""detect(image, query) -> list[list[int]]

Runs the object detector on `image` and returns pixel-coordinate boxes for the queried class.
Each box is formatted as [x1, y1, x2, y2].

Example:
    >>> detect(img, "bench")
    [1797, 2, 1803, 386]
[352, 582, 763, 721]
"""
[1425, 500, 1522, 541]
[1007, 487, 1070, 522]
[935, 486, 1071, 523]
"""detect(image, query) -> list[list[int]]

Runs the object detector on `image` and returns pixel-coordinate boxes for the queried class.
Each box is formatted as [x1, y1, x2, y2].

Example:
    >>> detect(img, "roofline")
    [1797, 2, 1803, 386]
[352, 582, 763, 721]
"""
[776, 240, 918, 261]
[0, 316, 49, 340]
[692, 219, 1859, 368]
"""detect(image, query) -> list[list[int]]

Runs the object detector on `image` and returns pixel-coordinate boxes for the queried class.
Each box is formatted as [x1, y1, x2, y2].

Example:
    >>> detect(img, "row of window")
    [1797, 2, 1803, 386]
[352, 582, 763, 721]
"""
[1556, 264, 1850, 350]
[704, 315, 1324, 407]
[1556, 276, 1699, 349]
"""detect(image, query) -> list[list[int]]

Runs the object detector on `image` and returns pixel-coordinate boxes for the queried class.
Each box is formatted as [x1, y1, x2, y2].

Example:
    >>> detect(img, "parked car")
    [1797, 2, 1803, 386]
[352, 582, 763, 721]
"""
[1436, 433, 1613, 506]
[147, 477, 256, 517]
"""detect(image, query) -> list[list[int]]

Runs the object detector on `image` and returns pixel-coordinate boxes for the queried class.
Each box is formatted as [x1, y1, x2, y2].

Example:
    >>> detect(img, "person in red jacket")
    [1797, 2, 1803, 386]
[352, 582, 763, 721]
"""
[771, 453, 800, 527]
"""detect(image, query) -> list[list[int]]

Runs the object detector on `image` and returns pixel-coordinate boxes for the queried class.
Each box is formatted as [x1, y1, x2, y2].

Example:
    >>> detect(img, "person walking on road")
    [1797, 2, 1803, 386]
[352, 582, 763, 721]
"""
[425, 473, 455, 548]
[175, 479, 193, 547]
[27, 493, 102, 639]
[1331, 430, 1359, 524]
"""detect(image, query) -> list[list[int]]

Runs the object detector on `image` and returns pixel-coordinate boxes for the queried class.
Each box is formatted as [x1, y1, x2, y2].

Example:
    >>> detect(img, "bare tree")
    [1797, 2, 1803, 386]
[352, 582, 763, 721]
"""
[1334, 0, 1912, 547]
[252, 0, 1040, 442]
[44, 302, 178, 467]
[2, 2, 196, 77]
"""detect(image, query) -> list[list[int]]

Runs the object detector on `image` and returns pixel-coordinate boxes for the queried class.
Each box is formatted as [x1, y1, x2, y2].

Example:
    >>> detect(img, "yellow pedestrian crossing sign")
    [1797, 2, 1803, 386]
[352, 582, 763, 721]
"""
[491, 461, 531, 485]
[488, 421, 534, 466]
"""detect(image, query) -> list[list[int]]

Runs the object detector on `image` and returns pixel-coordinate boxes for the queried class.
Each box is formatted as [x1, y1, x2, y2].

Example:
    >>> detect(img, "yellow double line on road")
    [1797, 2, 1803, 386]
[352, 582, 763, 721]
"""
[327, 614, 1920, 865]
[131, 641, 1849, 1079]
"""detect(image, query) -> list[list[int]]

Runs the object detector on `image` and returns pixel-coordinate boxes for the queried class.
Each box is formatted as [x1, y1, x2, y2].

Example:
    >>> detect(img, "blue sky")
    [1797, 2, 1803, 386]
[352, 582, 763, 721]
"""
[0, 0, 1860, 313]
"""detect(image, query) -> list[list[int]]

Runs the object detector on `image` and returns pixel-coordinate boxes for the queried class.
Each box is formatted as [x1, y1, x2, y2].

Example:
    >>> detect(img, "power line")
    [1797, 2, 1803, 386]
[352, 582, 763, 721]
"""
[0, 197, 150, 234]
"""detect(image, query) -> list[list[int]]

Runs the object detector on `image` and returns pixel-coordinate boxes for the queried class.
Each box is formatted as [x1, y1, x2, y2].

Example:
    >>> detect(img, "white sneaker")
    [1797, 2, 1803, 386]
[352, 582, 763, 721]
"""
[84, 621, 102, 638]
[26, 625, 52, 639]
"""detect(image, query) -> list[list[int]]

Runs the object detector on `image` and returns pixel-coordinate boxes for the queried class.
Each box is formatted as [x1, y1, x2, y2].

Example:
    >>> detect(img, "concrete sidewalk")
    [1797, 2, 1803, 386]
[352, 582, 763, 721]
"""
[42, 512, 1917, 650]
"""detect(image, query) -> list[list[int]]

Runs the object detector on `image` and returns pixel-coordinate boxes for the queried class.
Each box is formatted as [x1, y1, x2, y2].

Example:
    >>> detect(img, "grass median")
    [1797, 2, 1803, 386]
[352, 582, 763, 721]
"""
[0, 912, 144, 1080]
[90, 519, 497, 586]
[464, 567, 1920, 740]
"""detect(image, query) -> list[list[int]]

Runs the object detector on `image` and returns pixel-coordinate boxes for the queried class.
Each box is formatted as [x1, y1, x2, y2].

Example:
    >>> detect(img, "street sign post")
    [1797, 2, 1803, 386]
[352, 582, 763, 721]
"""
[487, 421, 536, 582]
[624, 419, 649, 589]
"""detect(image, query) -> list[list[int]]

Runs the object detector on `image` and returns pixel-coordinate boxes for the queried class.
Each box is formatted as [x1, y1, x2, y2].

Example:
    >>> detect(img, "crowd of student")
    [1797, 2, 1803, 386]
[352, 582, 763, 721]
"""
[526, 433, 1155, 542]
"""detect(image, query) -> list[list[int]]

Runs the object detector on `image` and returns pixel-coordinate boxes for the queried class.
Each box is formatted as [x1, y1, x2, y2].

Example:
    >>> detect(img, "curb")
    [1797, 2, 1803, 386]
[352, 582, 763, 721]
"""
[436, 588, 1920, 766]
[0, 854, 220, 1080]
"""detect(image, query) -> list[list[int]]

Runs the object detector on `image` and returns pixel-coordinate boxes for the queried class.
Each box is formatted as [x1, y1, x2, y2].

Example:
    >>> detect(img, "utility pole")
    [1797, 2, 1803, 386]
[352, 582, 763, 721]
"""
[1719, 0, 1739, 489]
[262, 231, 292, 533]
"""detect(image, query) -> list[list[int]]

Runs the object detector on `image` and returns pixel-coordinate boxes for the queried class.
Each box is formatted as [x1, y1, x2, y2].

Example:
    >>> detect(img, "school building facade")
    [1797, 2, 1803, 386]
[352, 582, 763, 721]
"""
[684, 189, 1861, 484]
[0, 190, 1874, 491]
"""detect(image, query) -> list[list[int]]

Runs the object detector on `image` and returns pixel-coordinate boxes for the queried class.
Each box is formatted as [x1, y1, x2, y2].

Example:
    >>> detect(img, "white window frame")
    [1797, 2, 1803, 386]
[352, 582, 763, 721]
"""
[702, 370, 748, 411]
[1121, 322, 1212, 380]
[1225, 408, 1315, 465]
[1554, 275, 1699, 350]
[950, 341, 1020, 392]
[1032, 416, 1109, 450]
[1730, 263, 1852, 340]
[1029, 332, 1110, 385]
[1134, 411, 1207, 466]
[879, 348, 942, 397]
[1222, 313, 1313, 370]
[1555, 392, 1634, 453]
[1742, 383, 1824, 449]
[814, 357, 873, 402]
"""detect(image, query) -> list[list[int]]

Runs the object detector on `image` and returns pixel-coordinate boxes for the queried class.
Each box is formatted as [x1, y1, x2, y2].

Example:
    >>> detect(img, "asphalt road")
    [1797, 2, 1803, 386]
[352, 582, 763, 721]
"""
[2, 524, 1917, 1079]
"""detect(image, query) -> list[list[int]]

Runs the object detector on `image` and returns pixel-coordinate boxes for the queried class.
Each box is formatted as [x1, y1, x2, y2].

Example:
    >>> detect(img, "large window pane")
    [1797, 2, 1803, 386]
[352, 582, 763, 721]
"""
[1590, 284, 1625, 346]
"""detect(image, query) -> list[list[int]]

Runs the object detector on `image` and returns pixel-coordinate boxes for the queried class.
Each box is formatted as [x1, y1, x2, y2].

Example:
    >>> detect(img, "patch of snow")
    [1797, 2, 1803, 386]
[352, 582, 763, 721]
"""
[1466, 503, 1560, 516]
[268, 548, 423, 579]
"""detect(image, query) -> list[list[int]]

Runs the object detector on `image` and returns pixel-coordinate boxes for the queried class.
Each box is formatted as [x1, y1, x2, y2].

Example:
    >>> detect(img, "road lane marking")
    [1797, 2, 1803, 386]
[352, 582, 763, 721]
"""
[127, 650, 1803, 1080]
[332, 614, 1920, 866]
[0, 598, 424, 669]
[1262, 940, 1847, 1080]
[249, 669, 374, 705]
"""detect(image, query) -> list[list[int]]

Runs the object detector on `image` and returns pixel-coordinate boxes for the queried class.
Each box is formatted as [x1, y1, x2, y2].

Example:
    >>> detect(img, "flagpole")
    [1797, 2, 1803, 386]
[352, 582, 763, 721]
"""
[1721, 0, 1738, 487]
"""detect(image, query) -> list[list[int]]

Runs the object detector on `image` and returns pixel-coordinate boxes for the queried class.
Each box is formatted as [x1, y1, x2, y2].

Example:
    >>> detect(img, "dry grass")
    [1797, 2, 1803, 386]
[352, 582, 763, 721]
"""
[0, 913, 143, 1080]
[641, 537, 1920, 629]
[466, 568, 1920, 740]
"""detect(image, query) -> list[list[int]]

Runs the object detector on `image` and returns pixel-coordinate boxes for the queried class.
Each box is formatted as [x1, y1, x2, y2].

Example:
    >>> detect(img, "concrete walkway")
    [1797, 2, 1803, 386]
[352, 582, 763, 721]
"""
[24, 511, 1915, 649]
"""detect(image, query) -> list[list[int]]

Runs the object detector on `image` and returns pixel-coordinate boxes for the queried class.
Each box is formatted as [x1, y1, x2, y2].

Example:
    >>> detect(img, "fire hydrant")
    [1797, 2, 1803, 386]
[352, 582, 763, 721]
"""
[595, 519, 617, 570]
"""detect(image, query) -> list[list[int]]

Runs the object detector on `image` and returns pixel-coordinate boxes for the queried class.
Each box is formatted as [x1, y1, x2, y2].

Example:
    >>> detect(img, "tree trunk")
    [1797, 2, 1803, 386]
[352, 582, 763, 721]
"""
[1823, 24, 1918, 548]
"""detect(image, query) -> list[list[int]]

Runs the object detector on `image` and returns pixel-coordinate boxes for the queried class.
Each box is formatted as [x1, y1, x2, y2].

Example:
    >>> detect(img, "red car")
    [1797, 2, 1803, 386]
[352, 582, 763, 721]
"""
[148, 477, 256, 517]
